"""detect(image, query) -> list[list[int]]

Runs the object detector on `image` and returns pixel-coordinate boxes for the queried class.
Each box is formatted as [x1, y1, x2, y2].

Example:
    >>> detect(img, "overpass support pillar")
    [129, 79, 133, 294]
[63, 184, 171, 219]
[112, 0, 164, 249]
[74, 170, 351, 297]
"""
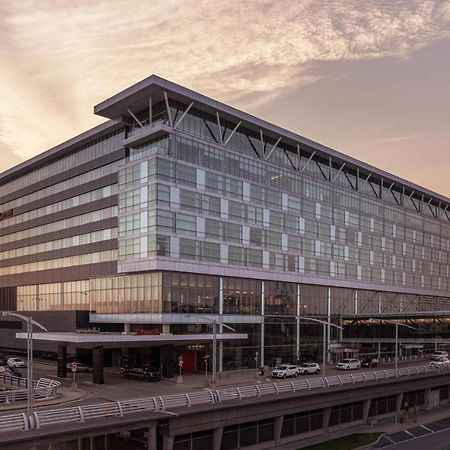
[147, 425, 157, 450]
[212, 427, 223, 450]
[92, 345, 104, 384]
[163, 435, 174, 450]
[274, 415, 283, 445]
[424, 387, 431, 410]
[363, 399, 371, 422]
[323, 406, 331, 432]
[57, 343, 67, 378]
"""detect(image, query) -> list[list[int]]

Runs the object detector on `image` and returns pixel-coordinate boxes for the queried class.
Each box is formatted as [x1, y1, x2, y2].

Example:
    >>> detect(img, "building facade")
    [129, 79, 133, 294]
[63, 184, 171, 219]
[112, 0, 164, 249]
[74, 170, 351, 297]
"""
[0, 75, 449, 370]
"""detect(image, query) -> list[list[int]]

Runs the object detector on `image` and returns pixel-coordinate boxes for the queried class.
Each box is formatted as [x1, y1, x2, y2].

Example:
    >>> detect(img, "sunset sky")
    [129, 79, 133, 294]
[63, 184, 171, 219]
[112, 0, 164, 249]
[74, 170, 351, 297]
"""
[0, 0, 449, 196]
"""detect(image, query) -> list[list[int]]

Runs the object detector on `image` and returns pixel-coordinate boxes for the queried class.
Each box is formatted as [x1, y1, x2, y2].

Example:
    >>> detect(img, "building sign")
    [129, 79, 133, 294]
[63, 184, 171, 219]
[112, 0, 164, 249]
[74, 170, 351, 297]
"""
[0, 209, 13, 221]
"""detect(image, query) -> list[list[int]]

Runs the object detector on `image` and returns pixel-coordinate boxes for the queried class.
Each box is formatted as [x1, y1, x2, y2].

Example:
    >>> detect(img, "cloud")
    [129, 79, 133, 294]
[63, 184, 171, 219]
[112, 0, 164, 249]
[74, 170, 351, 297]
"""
[366, 131, 429, 145]
[0, 0, 450, 167]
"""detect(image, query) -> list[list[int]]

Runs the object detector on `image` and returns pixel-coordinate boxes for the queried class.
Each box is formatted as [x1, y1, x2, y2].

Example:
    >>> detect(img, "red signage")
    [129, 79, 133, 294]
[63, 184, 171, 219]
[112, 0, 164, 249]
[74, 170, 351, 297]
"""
[0, 209, 13, 221]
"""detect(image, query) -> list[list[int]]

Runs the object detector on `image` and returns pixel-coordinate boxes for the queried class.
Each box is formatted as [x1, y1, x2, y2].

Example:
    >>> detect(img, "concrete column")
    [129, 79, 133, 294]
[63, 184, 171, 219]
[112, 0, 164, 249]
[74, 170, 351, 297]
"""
[163, 324, 170, 334]
[212, 427, 223, 450]
[160, 344, 175, 378]
[124, 322, 131, 333]
[92, 346, 104, 385]
[163, 435, 174, 450]
[395, 393, 403, 423]
[121, 347, 129, 367]
[274, 416, 283, 444]
[323, 407, 331, 432]
[57, 344, 67, 378]
[147, 426, 157, 450]
[424, 387, 431, 410]
[363, 399, 371, 422]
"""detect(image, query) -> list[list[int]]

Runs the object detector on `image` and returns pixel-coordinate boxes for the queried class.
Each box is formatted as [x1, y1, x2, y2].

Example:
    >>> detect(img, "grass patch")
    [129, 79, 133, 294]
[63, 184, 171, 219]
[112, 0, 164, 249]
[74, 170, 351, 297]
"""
[302, 432, 382, 450]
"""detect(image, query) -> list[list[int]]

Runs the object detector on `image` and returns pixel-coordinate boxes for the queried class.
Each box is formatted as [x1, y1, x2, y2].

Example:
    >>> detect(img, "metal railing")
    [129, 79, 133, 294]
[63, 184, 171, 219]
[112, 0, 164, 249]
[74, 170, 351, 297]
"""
[0, 375, 60, 407]
[0, 363, 448, 433]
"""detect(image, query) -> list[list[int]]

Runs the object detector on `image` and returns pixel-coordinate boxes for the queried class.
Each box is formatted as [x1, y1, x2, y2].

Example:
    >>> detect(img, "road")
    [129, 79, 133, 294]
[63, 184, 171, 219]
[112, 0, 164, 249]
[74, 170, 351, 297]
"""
[0, 356, 434, 409]
[376, 427, 450, 449]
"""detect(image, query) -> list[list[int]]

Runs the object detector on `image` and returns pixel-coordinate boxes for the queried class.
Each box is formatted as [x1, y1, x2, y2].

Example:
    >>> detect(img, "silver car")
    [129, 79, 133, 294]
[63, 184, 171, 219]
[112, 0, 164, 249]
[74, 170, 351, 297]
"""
[297, 363, 321, 375]
[271, 364, 299, 379]
[7, 357, 26, 368]
[336, 358, 361, 370]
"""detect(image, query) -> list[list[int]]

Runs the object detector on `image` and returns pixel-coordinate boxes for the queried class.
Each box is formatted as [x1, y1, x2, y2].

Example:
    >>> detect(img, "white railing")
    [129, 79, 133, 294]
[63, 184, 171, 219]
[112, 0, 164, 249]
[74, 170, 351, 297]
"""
[0, 363, 447, 433]
[0, 376, 60, 409]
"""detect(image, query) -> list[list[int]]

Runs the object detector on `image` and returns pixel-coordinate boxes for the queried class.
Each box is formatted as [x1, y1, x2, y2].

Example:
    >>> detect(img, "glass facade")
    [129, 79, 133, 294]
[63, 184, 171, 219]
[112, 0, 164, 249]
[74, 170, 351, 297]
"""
[118, 127, 449, 292]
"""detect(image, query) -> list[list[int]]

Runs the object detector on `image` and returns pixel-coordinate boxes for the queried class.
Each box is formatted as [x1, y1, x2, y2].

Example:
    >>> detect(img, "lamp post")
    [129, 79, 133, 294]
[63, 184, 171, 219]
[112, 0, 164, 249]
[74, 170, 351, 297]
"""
[369, 318, 415, 369]
[195, 316, 236, 389]
[298, 316, 343, 377]
[1, 312, 47, 417]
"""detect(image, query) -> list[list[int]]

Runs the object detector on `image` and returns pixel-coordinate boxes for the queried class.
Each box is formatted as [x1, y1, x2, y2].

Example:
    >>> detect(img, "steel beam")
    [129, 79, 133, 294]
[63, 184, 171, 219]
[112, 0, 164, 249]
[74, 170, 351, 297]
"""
[265, 136, 282, 160]
[332, 162, 346, 182]
[224, 121, 241, 145]
[174, 102, 194, 129]
[300, 150, 316, 172]
[163, 91, 173, 127]
[126, 108, 144, 128]
[216, 112, 223, 144]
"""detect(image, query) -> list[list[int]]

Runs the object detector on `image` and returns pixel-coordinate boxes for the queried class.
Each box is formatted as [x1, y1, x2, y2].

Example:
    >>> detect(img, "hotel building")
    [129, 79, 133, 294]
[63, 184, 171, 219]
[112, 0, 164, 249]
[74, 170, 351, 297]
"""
[0, 75, 449, 373]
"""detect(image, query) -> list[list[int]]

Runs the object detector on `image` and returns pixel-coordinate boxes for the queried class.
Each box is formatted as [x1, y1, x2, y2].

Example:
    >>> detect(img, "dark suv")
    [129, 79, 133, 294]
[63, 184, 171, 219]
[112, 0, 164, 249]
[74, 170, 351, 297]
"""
[122, 366, 161, 382]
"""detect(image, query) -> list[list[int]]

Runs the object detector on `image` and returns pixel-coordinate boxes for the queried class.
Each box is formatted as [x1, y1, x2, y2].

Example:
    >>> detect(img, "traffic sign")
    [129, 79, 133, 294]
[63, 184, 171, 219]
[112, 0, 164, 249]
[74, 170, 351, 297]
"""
[178, 356, 183, 367]
[71, 362, 77, 372]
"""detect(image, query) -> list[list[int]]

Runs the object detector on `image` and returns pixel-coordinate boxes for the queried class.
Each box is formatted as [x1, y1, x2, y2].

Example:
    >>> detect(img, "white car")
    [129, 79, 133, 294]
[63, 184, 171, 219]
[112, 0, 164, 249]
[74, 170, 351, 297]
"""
[336, 358, 361, 370]
[430, 358, 450, 369]
[297, 363, 321, 375]
[431, 351, 448, 361]
[271, 364, 299, 379]
[7, 357, 26, 368]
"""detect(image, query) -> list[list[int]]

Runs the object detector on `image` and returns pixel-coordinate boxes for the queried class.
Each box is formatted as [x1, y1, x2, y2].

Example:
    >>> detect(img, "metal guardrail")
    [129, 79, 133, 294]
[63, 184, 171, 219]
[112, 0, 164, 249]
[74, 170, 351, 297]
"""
[0, 363, 448, 433]
[0, 376, 60, 407]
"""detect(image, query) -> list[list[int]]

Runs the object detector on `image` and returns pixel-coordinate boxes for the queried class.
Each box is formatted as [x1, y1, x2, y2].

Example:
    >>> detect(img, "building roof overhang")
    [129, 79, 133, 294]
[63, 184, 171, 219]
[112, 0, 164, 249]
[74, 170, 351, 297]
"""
[94, 74, 449, 205]
[16, 331, 248, 349]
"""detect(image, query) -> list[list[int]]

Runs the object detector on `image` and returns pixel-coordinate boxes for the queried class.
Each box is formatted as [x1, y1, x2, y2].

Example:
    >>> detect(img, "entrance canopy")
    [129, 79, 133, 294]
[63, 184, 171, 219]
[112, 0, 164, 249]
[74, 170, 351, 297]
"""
[16, 332, 248, 349]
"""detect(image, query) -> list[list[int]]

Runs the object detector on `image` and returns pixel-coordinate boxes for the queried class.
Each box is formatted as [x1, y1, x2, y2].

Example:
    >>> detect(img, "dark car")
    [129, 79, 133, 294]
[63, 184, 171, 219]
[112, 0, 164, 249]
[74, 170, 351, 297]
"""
[122, 366, 161, 382]
[0, 355, 7, 366]
[361, 358, 379, 368]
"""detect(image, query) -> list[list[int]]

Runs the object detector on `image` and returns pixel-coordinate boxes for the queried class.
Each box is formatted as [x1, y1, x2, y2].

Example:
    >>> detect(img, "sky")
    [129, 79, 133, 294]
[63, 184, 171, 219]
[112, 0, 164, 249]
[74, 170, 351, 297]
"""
[0, 0, 449, 197]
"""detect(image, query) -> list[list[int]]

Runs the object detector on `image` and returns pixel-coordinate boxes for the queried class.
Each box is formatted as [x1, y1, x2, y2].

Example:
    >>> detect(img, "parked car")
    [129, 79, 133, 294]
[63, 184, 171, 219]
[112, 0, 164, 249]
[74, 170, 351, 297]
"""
[336, 358, 361, 370]
[361, 358, 380, 368]
[431, 351, 449, 361]
[66, 362, 93, 373]
[297, 363, 320, 375]
[0, 366, 22, 377]
[0, 355, 7, 366]
[122, 366, 162, 382]
[430, 358, 450, 368]
[7, 357, 26, 368]
[271, 364, 299, 379]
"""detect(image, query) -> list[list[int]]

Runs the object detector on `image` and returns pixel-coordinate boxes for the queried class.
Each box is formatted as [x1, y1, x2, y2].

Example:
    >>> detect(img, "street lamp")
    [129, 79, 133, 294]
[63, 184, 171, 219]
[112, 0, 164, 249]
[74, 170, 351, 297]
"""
[368, 318, 416, 369]
[192, 316, 236, 389]
[1, 312, 47, 417]
[298, 316, 343, 377]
